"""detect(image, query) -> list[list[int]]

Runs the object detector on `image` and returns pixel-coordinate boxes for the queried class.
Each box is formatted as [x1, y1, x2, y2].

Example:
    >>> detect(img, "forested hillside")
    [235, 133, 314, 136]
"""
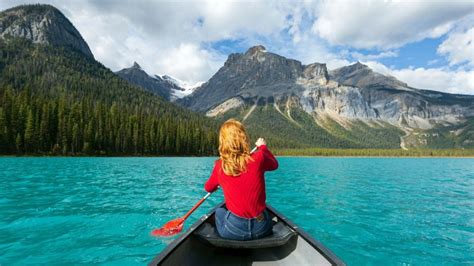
[0, 38, 218, 155]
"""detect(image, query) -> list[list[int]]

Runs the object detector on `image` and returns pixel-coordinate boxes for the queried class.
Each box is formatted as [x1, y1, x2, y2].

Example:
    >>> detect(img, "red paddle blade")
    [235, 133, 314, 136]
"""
[151, 217, 184, 237]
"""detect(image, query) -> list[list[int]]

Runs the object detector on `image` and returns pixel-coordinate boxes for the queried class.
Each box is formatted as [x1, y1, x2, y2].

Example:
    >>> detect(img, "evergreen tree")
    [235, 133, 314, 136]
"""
[24, 109, 35, 152]
[39, 104, 50, 150]
[15, 133, 22, 153]
[0, 107, 6, 150]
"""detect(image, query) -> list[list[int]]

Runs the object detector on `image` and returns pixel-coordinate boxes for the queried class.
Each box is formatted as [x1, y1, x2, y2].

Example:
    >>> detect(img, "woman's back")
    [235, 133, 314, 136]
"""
[205, 144, 278, 218]
[204, 119, 278, 240]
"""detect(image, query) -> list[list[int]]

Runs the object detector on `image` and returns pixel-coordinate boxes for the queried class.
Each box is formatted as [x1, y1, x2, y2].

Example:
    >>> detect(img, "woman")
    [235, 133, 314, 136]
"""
[204, 119, 278, 240]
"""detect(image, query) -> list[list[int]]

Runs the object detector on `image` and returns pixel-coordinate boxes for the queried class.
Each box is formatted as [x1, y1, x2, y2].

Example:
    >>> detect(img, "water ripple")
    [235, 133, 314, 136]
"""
[0, 157, 473, 265]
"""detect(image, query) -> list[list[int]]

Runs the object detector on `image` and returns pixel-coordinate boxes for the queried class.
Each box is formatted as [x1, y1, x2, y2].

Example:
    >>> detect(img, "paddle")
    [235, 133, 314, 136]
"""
[151, 146, 258, 237]
[151, 192, 212, 237]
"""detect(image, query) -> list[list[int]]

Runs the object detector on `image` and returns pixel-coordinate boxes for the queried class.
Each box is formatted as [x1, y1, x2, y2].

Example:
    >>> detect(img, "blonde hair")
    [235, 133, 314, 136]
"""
[219, 119, 253, 176]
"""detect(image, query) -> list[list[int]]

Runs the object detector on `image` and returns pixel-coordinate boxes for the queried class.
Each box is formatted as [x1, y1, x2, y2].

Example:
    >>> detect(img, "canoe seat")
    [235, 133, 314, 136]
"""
[194, 221, 296, 249]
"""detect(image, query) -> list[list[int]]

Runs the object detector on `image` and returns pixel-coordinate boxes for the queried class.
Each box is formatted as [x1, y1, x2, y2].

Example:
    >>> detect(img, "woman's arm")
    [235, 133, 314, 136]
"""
[204, 161, 220, 192]
[255, 138, 278, 171]
[259, 145, 278, 171]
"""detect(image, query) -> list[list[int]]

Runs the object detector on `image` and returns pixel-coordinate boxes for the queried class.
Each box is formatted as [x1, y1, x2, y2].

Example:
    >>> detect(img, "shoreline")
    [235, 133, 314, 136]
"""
[2, 149, 474, 158]
[1, 155, 473, 158]
[275, 155, 474, 158]
[273, 148, 474, 158]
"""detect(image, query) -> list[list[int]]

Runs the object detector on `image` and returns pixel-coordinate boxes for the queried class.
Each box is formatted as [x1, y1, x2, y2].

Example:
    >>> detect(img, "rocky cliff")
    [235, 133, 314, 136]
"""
[0, 4, 93, 58]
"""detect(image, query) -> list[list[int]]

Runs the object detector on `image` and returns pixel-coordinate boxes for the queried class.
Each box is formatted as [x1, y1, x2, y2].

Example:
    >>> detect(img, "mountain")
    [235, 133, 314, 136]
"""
[160, 75, 203, 100]
[179, 45, 304, 112]
[115, 62, 177, 100]
[115, 63, 199, 101]
[0, 4, 93, 58]
[0, 4, 217, 155]
[180, 45, 474, 149]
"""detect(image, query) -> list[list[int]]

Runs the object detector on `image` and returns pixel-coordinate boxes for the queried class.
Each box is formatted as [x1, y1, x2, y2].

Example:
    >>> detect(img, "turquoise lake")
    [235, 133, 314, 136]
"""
[1, 157, 473, 265]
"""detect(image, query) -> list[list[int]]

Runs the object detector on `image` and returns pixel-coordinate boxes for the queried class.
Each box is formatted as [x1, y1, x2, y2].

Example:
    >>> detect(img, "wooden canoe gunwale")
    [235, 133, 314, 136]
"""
[149, 203, 345, 266]
[265, 205, 345, 266]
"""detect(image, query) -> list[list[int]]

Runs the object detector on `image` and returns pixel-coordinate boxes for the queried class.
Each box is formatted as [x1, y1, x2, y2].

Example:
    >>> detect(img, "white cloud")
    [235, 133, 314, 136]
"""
[438, 27, 474, 67]
[157, 43, 224, 82]
[1, 0, 473, 95]
[197, 1, 288, 41]
[73, 0, 292, 82]
[311, 0, 473, 49]
[362, 61, 474, 95]
[351, 51, 398, 61]
[395, 68, 474, 95]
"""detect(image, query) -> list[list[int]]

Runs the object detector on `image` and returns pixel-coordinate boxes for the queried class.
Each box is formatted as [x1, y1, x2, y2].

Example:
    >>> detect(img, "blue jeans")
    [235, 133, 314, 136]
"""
[215, 207, 273, 240]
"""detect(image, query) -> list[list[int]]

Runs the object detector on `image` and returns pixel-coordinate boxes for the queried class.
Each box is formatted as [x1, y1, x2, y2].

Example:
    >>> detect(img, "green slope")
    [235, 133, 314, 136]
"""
[403, 117, 474, 149]
[0, 38, 218, 155]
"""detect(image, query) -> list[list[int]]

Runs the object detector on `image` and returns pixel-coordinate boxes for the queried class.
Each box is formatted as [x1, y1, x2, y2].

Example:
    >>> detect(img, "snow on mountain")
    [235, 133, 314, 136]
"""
[159, 75, 203, 100]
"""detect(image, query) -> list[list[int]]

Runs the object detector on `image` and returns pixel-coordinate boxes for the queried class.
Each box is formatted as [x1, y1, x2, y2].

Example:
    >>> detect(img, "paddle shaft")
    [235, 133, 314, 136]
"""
[182, 192, 211, 220]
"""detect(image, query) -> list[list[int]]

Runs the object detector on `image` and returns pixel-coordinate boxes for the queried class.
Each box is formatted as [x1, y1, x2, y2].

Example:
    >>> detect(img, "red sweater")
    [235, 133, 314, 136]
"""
[204, 145, 278, 218]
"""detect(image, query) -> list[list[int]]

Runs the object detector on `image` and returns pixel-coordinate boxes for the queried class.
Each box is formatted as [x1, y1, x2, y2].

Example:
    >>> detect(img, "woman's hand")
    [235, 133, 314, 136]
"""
[255, 137, 266, 147]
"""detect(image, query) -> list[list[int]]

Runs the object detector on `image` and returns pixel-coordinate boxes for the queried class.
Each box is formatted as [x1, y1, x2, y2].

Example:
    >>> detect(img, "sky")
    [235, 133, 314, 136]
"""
[1, 0, 474, 94]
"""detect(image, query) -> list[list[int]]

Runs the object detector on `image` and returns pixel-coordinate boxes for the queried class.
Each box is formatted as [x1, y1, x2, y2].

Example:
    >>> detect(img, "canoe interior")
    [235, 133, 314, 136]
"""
[150, 204, 344, 266]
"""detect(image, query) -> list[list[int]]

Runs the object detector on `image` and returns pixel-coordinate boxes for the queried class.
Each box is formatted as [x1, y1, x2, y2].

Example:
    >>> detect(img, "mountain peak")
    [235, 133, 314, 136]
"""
[132, 62, 142, 69]
[0, 4, 94, 58]
[116, 64, 173, 100]
[245, 45, 267, 56]
[182, 45, 306, 111]
[2, 3, 58, 15]
[353, 61, 368, 69]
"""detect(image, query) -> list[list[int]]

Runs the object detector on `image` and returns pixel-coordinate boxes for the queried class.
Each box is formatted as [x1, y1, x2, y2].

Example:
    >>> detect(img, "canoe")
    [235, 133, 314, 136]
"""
[149, 203, 345, 266]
